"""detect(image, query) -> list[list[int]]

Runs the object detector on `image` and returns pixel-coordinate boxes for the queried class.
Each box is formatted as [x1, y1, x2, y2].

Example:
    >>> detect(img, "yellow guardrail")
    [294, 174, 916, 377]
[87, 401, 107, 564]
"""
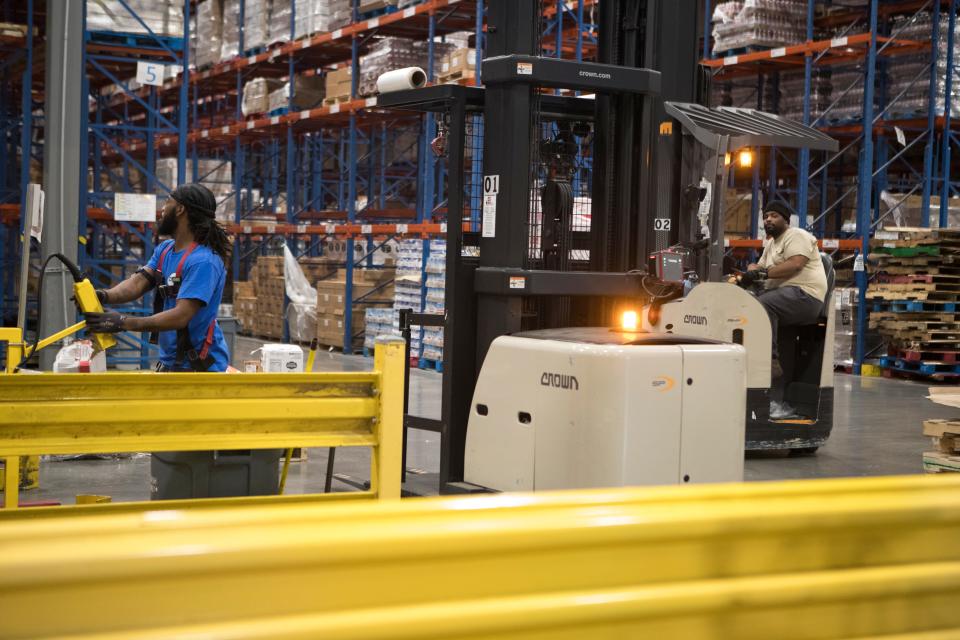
[0, 337, 405, 510]
[1, 474, 959, 638]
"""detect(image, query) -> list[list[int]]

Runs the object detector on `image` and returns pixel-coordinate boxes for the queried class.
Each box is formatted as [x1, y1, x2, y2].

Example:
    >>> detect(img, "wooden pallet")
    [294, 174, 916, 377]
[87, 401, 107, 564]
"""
[880, 356, 960, 375]
[876, 274, 960, 283]
[881, 365, 960, 382]
[871, 300, 958, 312]
[437, 69, 476, 84]
[876, 265, 960, 275]
[322, 94, 351, 106]
[895, 348, 960, 363]
[923, 450, 960, 473]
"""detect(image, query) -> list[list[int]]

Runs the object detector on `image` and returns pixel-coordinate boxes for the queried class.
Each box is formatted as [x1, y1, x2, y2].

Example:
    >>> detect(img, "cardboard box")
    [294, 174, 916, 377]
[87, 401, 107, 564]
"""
[324, 66, 353, 99]
[440, 47, 476, 77]
[233, 280, 256, 299]
[316, 280, 395, 315]
[316, 311, 365, 348]
[260, 343, 304, 372]
[234, 296, 257, 315]
[298, 256, 337, 283]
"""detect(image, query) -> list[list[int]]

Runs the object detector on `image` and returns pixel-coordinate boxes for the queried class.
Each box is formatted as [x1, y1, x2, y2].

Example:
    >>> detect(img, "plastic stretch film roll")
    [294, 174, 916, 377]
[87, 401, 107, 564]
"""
[377, 67, 428, 94]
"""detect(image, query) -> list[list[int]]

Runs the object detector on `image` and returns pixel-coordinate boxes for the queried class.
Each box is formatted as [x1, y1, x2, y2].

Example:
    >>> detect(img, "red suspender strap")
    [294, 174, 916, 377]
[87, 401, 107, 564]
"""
[157, 241, 197, 279]
[198, 318, 217, 360]
[173, 242, 199, 278]
[157, 242, 175, 278]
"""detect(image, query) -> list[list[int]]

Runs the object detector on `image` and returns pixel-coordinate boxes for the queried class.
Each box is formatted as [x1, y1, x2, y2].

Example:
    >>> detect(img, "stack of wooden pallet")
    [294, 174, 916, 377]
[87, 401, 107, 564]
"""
[867, 227, 960, 381]
[923, 389, 960, 473]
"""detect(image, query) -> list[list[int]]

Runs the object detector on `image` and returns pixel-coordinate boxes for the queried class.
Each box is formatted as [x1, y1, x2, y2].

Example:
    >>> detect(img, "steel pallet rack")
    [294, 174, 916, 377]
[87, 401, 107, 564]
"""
[82, 0, 191, 367]
[0, 0, 38, 326]
[0, 1, 599, 363]
[702, 0, 960, 373]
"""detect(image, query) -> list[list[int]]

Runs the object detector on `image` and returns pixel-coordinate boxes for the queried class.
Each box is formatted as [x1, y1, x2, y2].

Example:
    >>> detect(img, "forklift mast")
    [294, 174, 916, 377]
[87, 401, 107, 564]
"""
[475, 0, 702, 367]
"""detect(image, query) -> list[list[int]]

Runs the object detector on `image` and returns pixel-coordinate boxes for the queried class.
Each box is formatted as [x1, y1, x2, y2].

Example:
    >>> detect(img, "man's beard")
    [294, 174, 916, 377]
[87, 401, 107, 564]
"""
[157, 209, 178, 235]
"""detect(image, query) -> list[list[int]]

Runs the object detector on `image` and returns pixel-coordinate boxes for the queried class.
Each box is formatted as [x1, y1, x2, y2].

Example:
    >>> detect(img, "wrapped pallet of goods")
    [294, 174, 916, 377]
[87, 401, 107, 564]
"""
[220, 0, 242, 62]
[86, 0, 184, 38]
[421, 241, 446, 366]
[710, 0, 807, 56]
[242, 77, 285, 116]
[886, 11, 960, 119]
[301, 0, 353, 37]
[244, 0, 270, 52]
[194, 0, 223, 69]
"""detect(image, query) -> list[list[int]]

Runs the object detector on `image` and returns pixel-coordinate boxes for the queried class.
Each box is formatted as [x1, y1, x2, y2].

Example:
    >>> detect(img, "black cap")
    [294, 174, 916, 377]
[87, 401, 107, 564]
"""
[763, 200, 792, 224]
[171, 183, 217, 218]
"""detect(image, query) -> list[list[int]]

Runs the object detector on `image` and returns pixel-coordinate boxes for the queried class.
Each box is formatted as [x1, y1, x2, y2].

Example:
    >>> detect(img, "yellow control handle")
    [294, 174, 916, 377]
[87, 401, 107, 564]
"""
[73, 279, 117, 352]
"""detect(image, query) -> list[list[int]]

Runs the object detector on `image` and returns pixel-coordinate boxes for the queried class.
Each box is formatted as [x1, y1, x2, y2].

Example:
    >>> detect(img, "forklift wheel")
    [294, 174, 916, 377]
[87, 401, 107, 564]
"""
[788, 447, 820, 457]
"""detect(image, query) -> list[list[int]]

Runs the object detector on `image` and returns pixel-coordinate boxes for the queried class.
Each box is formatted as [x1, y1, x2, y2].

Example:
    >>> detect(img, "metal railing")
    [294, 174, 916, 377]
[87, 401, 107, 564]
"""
[0, 337, 405, 510]
[0, 474, 958, 637]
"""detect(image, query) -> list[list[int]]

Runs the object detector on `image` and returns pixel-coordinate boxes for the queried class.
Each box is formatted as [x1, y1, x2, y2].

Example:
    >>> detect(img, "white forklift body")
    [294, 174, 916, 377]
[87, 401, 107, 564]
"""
[463, 328, 746, 492]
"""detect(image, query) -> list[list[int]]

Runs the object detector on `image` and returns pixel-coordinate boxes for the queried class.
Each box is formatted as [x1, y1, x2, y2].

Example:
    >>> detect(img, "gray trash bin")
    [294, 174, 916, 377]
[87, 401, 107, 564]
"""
[217, 315, 239, 363]
[150, 449, 283, 500]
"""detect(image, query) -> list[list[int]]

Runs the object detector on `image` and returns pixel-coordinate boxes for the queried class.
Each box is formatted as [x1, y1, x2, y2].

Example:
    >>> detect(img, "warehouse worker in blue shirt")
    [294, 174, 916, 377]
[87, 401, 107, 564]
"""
[85, 184, 231, 372]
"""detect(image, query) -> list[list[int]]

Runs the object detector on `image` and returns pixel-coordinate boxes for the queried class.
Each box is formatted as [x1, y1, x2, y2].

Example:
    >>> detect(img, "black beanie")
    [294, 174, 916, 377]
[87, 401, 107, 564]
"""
[171, 183, 217, 218]
[763, 200, 792, 224]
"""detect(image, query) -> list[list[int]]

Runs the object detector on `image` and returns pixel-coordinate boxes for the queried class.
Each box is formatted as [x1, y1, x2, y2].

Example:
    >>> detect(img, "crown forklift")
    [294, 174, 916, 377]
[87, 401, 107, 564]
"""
[378, 0, 839, 495]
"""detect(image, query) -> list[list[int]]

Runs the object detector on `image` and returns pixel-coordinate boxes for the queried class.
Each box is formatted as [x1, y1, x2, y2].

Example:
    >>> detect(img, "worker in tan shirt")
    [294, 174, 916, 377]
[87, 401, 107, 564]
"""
[738, 201, 827, 419]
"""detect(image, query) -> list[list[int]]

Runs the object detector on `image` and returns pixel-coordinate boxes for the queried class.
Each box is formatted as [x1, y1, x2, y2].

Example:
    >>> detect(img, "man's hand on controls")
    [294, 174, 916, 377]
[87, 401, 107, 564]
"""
[738, 268, 768, 287]
[95, 289, 109, 305]
[85, 311, 127, 333]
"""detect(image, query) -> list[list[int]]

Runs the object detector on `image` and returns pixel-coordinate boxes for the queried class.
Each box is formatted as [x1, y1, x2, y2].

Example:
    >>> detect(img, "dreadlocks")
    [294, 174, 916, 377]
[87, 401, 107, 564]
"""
[170, 183, 231, 261]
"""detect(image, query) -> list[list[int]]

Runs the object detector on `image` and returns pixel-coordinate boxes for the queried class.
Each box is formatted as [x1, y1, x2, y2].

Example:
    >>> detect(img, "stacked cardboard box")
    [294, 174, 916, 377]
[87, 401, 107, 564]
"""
[267, 74, 326, 113]
[298, 256, 338, 282]
[251, 256, 285, 339]
[316, 268, 395, 348]
[233, 280, 257, 334]
[324, 66, 353, 103]
[438, 47, 476, 84]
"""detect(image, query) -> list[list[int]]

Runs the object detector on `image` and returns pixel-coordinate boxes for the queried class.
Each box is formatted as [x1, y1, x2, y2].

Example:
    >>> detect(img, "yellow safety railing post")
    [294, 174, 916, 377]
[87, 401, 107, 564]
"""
[0, 327, 24, 374]
[2, 476, 960, 638]
[0, 361, 406, 512]
[3, 456, 19, 509]
[371, 337, 404, 499]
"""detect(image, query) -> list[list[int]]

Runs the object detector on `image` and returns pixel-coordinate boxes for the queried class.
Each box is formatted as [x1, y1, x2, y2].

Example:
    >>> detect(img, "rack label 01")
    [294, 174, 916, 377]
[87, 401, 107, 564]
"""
[483, 174, 499, 238]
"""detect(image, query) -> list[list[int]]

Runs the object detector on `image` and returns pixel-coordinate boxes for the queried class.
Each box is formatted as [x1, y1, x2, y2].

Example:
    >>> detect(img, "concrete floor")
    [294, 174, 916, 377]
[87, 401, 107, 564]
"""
[28, 335, 957, 504]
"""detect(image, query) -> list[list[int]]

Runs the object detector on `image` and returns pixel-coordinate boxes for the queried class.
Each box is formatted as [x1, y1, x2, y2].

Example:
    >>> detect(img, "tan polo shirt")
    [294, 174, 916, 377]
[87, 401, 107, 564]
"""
[757, 227, 828, 302]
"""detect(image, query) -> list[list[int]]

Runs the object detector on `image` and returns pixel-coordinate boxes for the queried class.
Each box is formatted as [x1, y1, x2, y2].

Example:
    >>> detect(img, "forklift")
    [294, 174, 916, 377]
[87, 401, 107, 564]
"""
[378, 0, 839, 494]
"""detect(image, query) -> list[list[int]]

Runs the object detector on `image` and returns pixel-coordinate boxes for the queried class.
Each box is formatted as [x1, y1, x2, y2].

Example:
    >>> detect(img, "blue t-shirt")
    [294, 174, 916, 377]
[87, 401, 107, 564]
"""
[146, 240, 230, 372]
